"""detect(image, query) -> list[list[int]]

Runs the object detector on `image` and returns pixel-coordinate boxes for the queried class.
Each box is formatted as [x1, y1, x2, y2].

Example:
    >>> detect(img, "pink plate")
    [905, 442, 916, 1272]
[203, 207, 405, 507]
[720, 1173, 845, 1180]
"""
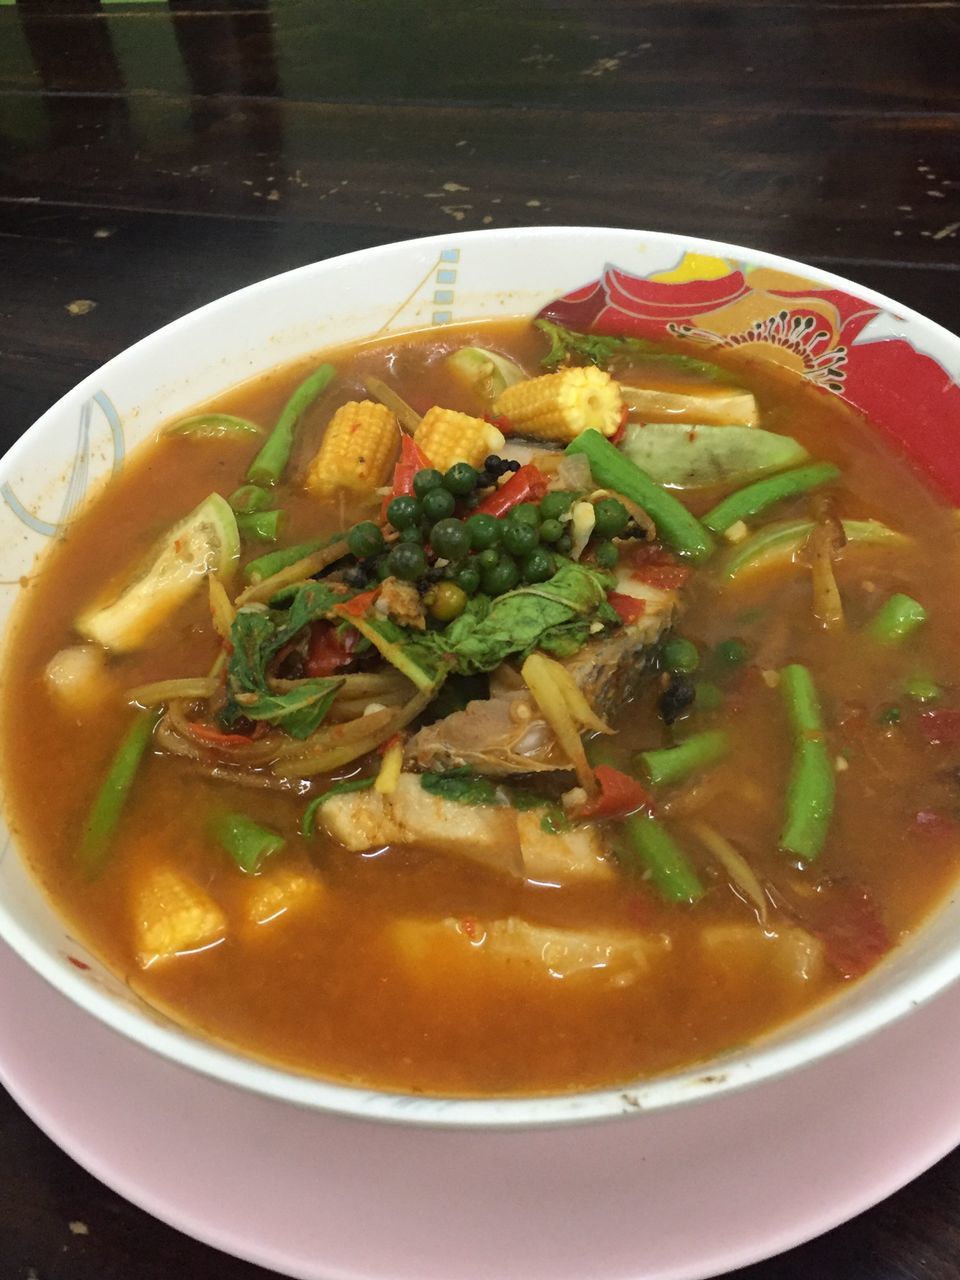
[2, 942, 960, 1280]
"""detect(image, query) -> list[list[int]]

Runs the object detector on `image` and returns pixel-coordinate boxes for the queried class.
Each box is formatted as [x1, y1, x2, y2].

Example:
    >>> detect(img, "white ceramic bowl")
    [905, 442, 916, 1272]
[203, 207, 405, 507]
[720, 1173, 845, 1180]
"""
[3, 226, 960, 1128]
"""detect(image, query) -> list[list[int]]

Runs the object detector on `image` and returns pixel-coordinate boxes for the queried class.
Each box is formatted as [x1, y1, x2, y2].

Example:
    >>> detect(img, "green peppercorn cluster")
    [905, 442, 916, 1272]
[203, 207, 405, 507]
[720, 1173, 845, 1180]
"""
[343, 460, 633, 623]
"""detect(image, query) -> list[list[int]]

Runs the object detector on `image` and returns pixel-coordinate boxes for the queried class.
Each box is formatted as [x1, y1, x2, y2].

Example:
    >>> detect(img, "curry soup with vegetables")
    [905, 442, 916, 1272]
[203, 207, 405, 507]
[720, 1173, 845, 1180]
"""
[4, 317, 960, 1097]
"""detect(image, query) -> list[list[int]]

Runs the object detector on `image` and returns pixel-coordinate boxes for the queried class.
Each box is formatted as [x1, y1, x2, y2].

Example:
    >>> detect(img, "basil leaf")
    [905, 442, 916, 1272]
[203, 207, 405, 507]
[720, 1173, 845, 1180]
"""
[301, 776, 376, 835]
[421, 562, 614, 676]
[239, 677, 343, 740]
[535, 319, 726, 380]
[420, 769, 499, 806]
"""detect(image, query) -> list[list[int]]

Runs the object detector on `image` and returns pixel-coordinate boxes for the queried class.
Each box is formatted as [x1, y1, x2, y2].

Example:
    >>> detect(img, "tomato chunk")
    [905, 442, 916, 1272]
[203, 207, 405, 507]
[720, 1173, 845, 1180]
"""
[607, 591, 647, 625]
[305, 621, 359, 677]
[580, 765, 653, 821]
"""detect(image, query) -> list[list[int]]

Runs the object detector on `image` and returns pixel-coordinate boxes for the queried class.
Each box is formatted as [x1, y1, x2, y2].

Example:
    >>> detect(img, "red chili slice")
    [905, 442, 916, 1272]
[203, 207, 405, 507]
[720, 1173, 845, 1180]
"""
[183, 720, 263, 748]
[335, 588, 380, 618]
[474, 464, 548, 518]
[381, 435, 432, 518]
[607, 591, 647, 625]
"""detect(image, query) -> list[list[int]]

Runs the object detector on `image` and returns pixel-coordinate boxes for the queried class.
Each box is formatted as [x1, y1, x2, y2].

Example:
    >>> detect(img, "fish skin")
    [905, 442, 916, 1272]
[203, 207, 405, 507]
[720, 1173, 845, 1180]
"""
[405, 576, 678, 776]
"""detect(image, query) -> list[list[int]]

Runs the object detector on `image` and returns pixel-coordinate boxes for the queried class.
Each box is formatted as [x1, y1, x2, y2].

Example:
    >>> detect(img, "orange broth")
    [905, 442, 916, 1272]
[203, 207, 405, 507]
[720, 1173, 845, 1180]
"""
[4, 318, 960, 1097]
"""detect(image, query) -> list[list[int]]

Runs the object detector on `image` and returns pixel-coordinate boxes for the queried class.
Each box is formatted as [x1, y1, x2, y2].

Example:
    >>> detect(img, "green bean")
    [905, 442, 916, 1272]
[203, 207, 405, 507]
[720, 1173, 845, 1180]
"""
[865, 593, 927, 646]
[243, 534, 342, 584]
[904, 675, 941, 703]
[779, 664, 835, 861]
[619, 813, 705, 903]
[723, 518, 907, 582]
[702, 462, 841, 534]
[229, 484, 272, 514]
[247, 364, 336, 487]
[212, 812, 284, 874]
[165, 413, 263, 439]
[638, 730, 730, 787]
[78, 710, 160, 878]
[565, 429, 715, 562]
[236, 510, 284, 543]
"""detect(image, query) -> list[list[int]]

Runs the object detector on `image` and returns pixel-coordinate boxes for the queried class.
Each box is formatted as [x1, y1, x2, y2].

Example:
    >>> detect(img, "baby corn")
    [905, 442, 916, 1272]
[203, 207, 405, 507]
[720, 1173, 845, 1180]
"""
[493, 366, 623, 443]
[413, 406, 505, 472]
[306, 400, 399, 498]
[134, 866, 226, 968]
[246, 868, 324, 929]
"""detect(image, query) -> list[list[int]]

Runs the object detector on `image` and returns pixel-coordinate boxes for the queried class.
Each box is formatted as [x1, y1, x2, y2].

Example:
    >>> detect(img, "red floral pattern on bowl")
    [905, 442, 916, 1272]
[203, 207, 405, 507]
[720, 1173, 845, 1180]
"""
[538, 255, 960, 502]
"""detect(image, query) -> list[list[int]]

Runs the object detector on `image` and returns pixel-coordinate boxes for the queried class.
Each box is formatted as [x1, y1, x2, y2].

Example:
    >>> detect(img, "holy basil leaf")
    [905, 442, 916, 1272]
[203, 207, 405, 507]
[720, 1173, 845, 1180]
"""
[222, 581, 356, 728]
[422, 562, 614, 675]
[239, 677, 343, 739]
[301, 775, 376, 835]
[506, 787, 548, 811]
[540, 805, 572, 835]
[535, 318, 726, 380]
[276, 580, 351, 644]
[537, 619, 593, 658]
[419, 769, 499, 806]
[348, 612, 446, 691]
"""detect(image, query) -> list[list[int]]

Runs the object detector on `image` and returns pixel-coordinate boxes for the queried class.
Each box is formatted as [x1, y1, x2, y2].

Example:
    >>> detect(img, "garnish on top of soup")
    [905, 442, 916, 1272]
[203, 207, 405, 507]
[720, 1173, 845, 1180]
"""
[3, 316, 958, 1096]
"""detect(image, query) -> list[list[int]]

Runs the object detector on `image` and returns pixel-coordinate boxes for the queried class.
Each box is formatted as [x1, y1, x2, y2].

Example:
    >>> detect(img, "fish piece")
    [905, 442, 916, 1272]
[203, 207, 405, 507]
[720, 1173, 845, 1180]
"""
[406, 575, 678, 774]
[517, 811, 613, 884]
[320, 773, 613, 884]
[699, 924, 824, 985]
[321, 773, 523, 876]
[621, 384, 758, 427]
[392, 915, 672, 986]
[405, 689, 562, 774]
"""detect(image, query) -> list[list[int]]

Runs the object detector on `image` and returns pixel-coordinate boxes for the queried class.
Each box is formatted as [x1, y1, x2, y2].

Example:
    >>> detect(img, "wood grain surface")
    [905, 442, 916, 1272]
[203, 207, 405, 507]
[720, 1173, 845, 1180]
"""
[0, 1, 958, 1276]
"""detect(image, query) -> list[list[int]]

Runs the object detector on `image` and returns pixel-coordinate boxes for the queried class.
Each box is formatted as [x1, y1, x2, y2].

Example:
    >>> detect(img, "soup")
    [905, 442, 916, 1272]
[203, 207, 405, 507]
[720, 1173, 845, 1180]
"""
[3, 317, 960, 1097]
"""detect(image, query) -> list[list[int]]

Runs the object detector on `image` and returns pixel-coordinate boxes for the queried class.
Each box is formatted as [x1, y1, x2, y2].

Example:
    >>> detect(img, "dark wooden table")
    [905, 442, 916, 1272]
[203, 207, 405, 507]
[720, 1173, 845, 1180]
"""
[1, 2, 958, 1276]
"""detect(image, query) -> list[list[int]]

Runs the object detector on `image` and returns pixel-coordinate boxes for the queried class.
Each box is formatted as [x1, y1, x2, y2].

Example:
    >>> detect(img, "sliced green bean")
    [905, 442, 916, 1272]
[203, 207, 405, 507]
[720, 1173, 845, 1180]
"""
[78, 710, 160, 878]
[702, 462, 841, 534]
[620, 812, 705, 903]
[165, 413, 263, 439]
[237, 510, 284, 543]
[247, 364, 336, 487]
[212, 812, 284, 874]
[638, 730, 730, 787]
[229, 484, 272, 514]
[865, 593, 927, 647]
[565, 429, 715, 562]
[779, 664, 835, 861]
[904, 675, 941, 703]
[243, 534, 341, 584]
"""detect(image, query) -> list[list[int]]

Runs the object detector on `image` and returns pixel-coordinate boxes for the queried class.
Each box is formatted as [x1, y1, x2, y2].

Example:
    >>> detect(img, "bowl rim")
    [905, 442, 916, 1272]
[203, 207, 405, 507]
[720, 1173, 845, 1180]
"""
[3, 223, 960, 1129]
